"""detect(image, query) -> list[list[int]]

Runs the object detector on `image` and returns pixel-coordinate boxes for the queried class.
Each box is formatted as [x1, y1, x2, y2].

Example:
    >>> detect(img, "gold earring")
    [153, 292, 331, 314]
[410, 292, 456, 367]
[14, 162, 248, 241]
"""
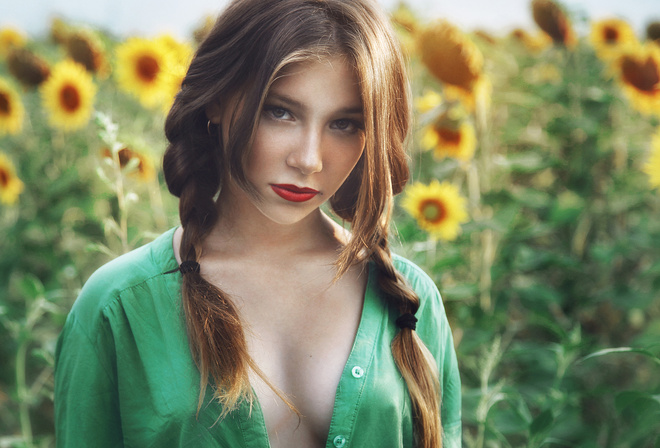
[207, 120, 212, 135]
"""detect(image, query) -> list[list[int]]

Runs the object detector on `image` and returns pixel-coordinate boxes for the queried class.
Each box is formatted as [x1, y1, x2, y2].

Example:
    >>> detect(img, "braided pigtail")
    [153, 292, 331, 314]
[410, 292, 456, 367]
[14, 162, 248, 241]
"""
[328, 1, 444, 444]
[163, 118, 249, 414]
[163, 98, 296, 419]
[372, 231, 442, 448]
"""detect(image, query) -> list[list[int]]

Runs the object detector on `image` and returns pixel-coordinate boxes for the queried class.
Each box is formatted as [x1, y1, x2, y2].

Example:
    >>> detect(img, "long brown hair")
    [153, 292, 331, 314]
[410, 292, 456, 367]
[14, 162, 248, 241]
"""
[163, 0, 443, 446]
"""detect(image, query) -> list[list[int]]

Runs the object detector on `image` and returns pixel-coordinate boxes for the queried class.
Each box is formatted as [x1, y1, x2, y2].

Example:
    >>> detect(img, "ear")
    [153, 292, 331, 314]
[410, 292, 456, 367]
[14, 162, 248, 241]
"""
[205, 101, 223, 124]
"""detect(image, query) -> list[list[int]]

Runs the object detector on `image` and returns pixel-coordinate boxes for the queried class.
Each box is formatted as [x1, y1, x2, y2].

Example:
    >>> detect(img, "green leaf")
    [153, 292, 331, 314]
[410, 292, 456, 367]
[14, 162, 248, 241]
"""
[530, 409, 554, 436]
[500, 152, 549, 173]
[579, 347, 660, 366]
[16, 274, 46, 301]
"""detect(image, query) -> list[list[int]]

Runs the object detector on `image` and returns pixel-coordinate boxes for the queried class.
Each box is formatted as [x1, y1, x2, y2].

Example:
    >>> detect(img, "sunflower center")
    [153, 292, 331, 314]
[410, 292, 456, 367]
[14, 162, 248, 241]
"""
[604, 26, 619, 43]
[60, 84, 81, 112]
[420, 199, 446, 223]
[0, 92, 10, 116]
[621, 56, 660, 92]
[136, 56, 160, 82]
[0, 167, 9, 188]
[437, 127, 462, 145]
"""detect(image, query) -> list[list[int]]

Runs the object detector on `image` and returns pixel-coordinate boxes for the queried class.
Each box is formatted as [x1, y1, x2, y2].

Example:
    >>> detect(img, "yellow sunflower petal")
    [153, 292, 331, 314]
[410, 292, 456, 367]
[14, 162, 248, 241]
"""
[115, 37, 174, 108]
[102, 146, 156, 182]
[510, 28, 553, 53]
[40, 59, 97, 132]
[418, 20, 483, 91]
[590, 18, 638, 61]
[155, 34, 193, 113]
[0, 152, 25, 205]
[643, 130, 660, 189]
[0, 77, 24, 135]
[415, 89, 443, 114]
[401, 180, 469, 241]
[422, 116, 477, 162]
[615, 43, 660, 116]
[0, 27, 26, 57]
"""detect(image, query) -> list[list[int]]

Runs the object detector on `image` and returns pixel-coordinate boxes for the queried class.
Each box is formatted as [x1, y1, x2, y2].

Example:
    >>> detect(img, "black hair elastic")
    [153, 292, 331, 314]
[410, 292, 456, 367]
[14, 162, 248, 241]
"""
[396, 313, 418, 330]
[179, 260, 201, 274]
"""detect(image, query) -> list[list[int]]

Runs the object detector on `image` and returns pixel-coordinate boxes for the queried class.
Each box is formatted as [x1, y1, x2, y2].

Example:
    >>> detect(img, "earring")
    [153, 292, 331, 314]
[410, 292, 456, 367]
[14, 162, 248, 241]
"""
[207, 120, 212, 135]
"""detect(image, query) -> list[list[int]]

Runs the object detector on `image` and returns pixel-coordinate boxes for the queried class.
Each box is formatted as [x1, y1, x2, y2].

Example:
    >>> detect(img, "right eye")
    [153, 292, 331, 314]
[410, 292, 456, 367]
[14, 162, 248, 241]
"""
[264, 105, 292, 120]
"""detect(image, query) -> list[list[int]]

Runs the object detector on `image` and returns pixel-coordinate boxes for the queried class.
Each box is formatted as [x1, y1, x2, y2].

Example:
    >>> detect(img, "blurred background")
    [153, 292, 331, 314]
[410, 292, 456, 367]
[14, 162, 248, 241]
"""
[2, 0, 659, 38]
[1, 0, 659, 447]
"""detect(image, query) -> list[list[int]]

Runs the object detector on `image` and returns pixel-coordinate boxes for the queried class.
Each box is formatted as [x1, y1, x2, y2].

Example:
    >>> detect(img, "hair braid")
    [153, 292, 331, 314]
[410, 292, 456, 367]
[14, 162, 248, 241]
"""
[369, 225, 443, 448]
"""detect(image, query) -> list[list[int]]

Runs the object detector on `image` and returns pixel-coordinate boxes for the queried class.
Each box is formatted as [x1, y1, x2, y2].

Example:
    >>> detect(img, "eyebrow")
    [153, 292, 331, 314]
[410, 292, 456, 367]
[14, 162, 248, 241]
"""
[265, 92, 363, 115]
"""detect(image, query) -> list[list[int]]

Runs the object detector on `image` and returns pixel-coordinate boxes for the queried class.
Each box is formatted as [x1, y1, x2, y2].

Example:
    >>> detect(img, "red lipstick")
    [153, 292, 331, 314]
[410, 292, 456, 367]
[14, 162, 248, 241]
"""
[271, 184, 319, 202]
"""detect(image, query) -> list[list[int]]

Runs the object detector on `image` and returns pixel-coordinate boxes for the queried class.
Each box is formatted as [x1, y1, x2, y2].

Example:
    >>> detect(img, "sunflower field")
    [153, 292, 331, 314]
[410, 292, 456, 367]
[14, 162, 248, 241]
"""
[1, 0, 659, 446]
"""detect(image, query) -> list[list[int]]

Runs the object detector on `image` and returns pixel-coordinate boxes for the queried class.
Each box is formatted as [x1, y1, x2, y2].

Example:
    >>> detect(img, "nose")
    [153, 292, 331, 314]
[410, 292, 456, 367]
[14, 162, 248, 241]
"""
[286, 128, 323, 175]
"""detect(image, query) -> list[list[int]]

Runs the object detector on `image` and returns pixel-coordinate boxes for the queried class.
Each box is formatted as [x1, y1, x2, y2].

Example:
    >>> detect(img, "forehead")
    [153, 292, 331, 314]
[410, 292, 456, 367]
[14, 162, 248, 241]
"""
[267, 56, 363, 109]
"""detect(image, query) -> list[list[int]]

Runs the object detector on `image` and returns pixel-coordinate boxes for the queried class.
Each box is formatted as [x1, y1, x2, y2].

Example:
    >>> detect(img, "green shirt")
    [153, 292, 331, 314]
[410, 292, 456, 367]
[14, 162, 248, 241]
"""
[55, 228, 461, 448]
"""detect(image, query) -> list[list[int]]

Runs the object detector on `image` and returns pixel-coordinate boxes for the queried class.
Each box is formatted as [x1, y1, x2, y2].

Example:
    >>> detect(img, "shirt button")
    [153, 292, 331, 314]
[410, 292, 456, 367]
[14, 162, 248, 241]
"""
[333, 435, 347, 447]
[351, 366, 364, 378]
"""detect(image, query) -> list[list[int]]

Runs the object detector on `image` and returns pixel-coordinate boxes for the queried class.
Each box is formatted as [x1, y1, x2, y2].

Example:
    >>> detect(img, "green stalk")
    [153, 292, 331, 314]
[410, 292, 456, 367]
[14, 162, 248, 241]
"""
[16, 336, 34, 448]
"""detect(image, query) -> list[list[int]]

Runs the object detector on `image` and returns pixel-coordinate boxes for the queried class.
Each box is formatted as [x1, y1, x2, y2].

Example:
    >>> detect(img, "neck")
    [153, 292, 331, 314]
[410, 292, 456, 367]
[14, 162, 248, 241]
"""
[204, 185, 346, 258]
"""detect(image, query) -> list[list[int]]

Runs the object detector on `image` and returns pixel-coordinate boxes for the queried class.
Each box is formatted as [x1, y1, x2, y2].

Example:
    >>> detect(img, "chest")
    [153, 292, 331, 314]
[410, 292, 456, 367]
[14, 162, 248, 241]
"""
[207, 261, 367, 447]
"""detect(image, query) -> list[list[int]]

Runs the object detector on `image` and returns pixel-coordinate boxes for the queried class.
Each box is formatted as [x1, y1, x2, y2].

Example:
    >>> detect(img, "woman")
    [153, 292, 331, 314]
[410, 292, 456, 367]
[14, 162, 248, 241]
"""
[55, 0, 461, 447]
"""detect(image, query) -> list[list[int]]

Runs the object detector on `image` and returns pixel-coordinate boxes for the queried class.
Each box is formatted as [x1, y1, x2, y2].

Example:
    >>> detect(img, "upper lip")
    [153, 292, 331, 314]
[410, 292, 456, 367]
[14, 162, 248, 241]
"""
[271, 184, 319, 194]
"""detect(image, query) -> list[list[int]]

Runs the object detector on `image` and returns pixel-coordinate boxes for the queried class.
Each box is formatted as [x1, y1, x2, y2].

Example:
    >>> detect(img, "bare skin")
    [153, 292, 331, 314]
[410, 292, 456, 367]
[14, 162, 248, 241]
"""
[174, 57, 368, 447]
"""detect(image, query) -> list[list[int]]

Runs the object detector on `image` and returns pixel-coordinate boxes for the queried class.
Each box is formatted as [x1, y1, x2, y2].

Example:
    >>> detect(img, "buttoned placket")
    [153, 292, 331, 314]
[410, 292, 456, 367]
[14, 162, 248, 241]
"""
[323, 262, 380, 448]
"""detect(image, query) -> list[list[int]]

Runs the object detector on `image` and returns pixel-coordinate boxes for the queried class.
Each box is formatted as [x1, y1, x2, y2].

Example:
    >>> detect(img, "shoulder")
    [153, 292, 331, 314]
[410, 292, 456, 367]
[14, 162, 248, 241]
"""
[391, 253, 441, 306]
[389, 253, 450, 342]
[68, 228, 179, 324]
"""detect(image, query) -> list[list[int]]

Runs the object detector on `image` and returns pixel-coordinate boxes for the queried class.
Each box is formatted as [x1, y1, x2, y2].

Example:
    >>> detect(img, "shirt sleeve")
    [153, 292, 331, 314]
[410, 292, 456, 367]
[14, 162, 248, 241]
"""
[393, 255, 462, 448]
[55, 312, 124, 447]
[439, 308, 461, 448]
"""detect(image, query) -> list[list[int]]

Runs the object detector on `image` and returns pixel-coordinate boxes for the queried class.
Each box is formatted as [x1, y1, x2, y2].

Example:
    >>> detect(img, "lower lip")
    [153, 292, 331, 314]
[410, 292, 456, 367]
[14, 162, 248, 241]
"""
[271, 184, 319, 202]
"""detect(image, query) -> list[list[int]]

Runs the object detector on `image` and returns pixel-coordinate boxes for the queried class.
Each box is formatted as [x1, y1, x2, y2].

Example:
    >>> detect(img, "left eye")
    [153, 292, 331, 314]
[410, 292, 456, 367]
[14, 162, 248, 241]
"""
[331, 119, 362, 133]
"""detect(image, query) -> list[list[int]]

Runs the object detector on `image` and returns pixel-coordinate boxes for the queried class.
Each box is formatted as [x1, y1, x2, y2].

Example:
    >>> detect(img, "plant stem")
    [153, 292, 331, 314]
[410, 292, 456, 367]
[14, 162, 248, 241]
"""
[16, 337, 34, 448]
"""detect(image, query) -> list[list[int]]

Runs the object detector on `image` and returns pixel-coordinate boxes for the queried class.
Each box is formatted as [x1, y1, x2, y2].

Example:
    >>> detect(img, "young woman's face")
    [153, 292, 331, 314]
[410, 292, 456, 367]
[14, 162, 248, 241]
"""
[226, 56, 366, 226]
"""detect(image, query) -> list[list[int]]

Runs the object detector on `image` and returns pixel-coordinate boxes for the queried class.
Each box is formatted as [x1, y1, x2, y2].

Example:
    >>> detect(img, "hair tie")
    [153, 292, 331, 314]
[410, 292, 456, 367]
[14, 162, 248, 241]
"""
[396, 313, 418, 330]
[179, 260, 201, 274]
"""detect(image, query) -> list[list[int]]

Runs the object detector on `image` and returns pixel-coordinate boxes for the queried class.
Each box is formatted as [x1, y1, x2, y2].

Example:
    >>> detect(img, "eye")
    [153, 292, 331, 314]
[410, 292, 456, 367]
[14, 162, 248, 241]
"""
[331, 118, 363, 134]
[264, 105, 292, 120]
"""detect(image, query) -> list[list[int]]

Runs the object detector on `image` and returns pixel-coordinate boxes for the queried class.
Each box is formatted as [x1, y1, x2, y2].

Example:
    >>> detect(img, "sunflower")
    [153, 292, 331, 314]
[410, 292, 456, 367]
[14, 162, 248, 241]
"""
[531, 0, 577, 48]
[643, 130, 660, 189]
[415, 89, 442, 114]
[161, 63, 187, 114]
[40, 59, 97, 131]
[0, 78, 24, 135]
[66, 31, 110, 78]
[510, 28, 552, 53]
[193, 15, 216, 44]
[115, 37, 173, 108]
[421, 114, 477, 161]
[0, 152, 24, 205]
[401, 180, 469, 241]
[590, 18, 638, 61]
[443, 75, 492, 113]
[101, 146, 156, 182]
[0, 27, 26, 57]
[614, 44, 660, 116]
[7, 48, 50, 88]
[647, 22, 660, 45]
[50, 17, 71, 45]
[418, 20, 483, 92]
[155, 35, 193, 113]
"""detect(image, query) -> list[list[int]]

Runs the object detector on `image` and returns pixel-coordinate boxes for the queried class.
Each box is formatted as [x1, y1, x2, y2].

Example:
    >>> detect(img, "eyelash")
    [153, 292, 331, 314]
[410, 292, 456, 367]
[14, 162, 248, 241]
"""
[263, 104, 364, 135]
